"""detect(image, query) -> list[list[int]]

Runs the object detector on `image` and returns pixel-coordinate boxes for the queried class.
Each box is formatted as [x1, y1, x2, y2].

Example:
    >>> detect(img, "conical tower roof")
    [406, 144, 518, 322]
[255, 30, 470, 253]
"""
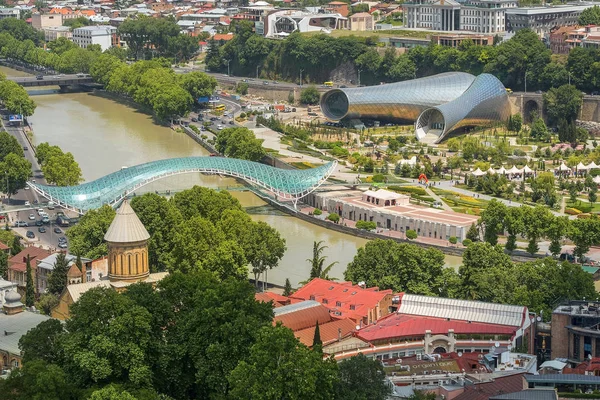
[104, 200, 150, 243]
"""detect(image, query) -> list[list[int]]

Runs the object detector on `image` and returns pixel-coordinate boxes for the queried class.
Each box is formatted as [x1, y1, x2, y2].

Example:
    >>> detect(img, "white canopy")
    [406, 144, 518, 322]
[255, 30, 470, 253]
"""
[556, 163, 571, 172]
[472, 168, 485, 176]
[594, 176, 600, 184]
[588, 161, 599, 169]
[522, 165, 533, 174]
[507, 166, 521, 174]
[497, 166, 507, 175]
[487, 168, 496, 175]
[576, 162, 589, 170]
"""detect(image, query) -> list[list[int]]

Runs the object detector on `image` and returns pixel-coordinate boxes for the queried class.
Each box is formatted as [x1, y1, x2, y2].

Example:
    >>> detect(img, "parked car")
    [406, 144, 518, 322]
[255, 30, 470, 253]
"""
[38, 226, 46, 233]
[26, 231, 35, 239]
[263, 81, 269, 85]
[23, 146, 28, 151]
[191, 117, 198, 122]
[42, 216, 50, 224]
[35, 220, 43, 226]
[58, 241, 68, 249]
[36, 75, 43, 80]
[28, 213, 35, 220]
[37, 208, 44, 215]
[15, 221, 28, 227]
[24, 201, 30, 206]
[54, 227, 62, 234]
[229, 121, 234, 125]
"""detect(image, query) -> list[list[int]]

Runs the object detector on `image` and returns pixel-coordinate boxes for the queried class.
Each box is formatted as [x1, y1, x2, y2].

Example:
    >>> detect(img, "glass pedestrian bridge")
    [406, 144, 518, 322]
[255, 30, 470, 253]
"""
[27, 157, 337, 214]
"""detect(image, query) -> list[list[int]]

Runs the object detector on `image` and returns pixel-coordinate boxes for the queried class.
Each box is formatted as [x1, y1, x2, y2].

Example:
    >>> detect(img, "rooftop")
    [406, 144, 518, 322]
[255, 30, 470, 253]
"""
[273, 300, 332, 331]
[398, 294, 527, 327]
[454, 372, 528, 400]
[104, 200, 150, 244]
[357, 313, 518, 342]
[526, 373, 600, 384]
[290, 278, 393, 322]
[37, 253, 90, 272]
[294, 318, 356, 346]
[490, 389, 558, 400]
[0, 311, 51, 355]
[8, 246, 52, 273]
[506, 4, 594, 14]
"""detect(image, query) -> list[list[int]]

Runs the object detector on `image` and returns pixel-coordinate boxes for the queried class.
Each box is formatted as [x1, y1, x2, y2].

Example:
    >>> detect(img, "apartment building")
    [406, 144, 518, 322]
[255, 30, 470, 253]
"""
[506, 4, 595, 36]
[72, 25, 118, 51]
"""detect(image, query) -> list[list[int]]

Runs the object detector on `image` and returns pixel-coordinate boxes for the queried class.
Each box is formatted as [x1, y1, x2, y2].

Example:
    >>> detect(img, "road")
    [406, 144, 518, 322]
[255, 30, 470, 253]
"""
[0, 111, 72, 251]
[7, 74, 93, 87]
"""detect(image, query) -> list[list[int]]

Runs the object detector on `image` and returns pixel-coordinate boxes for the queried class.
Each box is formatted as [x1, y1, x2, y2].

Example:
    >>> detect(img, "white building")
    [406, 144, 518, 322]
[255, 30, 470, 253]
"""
[403, 0, 517, 34]
[72, 25, 117, 51]
[0, 8, 19, 20]
[43, 26, 72, 42]
[505, 4, 597, 36]
[264, 10, 347, 37]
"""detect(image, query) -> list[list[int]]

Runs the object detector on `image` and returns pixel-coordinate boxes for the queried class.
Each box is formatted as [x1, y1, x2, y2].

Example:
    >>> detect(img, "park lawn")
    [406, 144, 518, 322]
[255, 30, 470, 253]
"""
[565, 199, 600, 213]
[290, 161, 318, 170]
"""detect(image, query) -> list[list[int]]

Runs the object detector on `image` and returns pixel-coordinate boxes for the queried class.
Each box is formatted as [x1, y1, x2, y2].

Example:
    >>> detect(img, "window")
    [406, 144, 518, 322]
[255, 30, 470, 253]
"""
[310, 295, 315, 300]
[323, 299, 328, 304]
[350, 304, 356, 310]
[336, 301, 341, 307]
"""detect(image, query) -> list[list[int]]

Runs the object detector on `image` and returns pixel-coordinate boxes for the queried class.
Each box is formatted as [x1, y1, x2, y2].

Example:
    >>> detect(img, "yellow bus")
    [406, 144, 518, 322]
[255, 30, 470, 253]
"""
[324, 81, 334, 87]
[214, 104, 226, 112]
[505, 88, 513, 94]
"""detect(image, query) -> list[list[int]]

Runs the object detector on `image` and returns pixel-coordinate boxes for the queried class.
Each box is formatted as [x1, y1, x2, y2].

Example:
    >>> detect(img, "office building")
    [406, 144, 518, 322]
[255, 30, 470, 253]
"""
[72, 25, 118, 51]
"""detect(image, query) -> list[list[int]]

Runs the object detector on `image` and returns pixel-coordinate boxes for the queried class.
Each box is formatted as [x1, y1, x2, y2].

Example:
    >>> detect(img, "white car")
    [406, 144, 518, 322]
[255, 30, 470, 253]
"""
[24, 201, 30, 206]
[217, 125, 224, 130]
[37, 208, 44, 215]
[28, 213, 35, 220]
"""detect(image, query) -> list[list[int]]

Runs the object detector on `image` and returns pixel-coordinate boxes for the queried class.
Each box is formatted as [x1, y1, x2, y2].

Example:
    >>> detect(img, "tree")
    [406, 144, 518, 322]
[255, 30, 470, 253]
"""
[543, 84, 583, 126]
[336, 354, 391, 400]
[507, 114, 522, 133]
[345, 239, 445, 295]
[459, 242, 513, 301]
[356, 220, 376, 230]
[215, 127, 265, 161]
[35, 293, 59, 315]
[0, 250, 6, 279]
[62, 287, 154, 387]
[0, 152, 32, 201]
[228, 324, 339, 400]
[236, 81, 249, 95]
[66, 205, 116, 259]
[39, 150, 83, 186]
[547, 216, 568, 257]
[307, 240, 338, 281]
[25, 254, 34, 307]
[590, 185, 598, 206]
[579, 5, 600, 25]
[18, 319, 65, 365]
[327, 212, 340, 223]
[406, 229, 417, 240]
[283, 278, 293, 296]
[0, 360, 76, 400]
[387, 54, 417, 82]
[247, 221, 286, 289]
[466, 223, 479, 242]
[47, 253, 69, 296]
[479, 199, 507, 246]
[177, 71, 218, 100]
[89, 385, 138, 400]
[530, 117, 550, 142]
[300, 86, 320, 105]
[312, 320, 322, 349]
[0, 130, 23, 161]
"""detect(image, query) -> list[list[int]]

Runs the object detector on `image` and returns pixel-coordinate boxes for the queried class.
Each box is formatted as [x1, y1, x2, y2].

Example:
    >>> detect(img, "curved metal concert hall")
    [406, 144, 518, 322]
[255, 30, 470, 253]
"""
[320, 72, 512, 143]
[27, 157, 337, 213]
[415, 74, 512, 143]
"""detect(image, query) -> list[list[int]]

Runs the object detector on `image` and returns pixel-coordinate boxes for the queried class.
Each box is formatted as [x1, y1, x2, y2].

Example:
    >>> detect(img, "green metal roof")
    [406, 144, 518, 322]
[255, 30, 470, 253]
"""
[28, 157, 337, 213]
[582, 265, 599, 274]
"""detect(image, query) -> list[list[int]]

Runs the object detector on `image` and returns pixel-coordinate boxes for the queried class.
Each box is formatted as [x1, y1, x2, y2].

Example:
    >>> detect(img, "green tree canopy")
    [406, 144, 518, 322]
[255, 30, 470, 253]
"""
[543, 84, 584, 126]
[336, 354, 391, 400]
[579, 5, 600, 25]
[300, 85, 320, 105]
[345, 239, 446, 295]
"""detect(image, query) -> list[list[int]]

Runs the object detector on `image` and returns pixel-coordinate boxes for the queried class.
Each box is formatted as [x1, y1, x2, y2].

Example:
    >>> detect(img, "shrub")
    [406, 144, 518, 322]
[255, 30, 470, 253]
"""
[236, 82, 249, 95]
[372, 174, 385, 183]
[300, 86, 320, 105]
[313, 208, 322, 215]
[449, 236, 458, 245]
[462, 239, 473, 247]
[406, 229, 417, 240]
[239, 112, 246, 118]
[356, 220, 376, 231]
[327, 212, 340, 223]
[565, 207, 583, 215]
[388, 186, 427, 196]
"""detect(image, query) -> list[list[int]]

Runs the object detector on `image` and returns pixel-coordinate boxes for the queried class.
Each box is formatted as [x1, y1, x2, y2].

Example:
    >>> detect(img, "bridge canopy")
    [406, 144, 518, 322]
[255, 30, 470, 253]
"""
[28, 157, 337, 213]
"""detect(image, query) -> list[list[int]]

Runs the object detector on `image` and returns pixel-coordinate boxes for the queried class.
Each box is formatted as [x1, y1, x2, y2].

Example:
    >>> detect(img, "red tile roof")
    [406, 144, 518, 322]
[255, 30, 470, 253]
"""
[0, 241, 9, 251]
[290, 278, 392, 322]
[294, 318, 356, 347]
[8, 247, 52, 273]
[212, 33, 234, 41]
[255, 292, 290, 307]
[357, 313, 518, 342]
[273, 302, 332, 331]
[453, 372, 527, 400]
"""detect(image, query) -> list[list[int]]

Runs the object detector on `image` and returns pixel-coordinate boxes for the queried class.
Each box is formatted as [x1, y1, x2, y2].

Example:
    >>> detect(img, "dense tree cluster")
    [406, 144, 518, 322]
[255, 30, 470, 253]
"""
[214, 127, 265, 161]
[118, 16, 199, 61]
[91, 55, 217, 121]
[207, 26, 600, 95]
[1, 271, 391, 400]
[345, 239, 595, 320]
[67, 188, 286, 285]
[36, 142, 83, 186]
[0, 71, 36, 116]
[579, 5, 600, 25]
[0, 131, 31, 200]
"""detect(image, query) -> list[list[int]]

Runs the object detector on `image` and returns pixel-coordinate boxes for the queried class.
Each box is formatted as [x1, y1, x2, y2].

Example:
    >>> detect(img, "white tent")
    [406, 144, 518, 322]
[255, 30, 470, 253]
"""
[507, 166, 521, 174]
[576, 162, 589, 171]
[497, 166, 507, 175]
[522, 165, 534, 174]
[588, 161, 599, 170]
[556, 163, 570, 172]
[487, 168, 496, 175]
[594, 175, 600, 184]
[472, 168, 485, 176]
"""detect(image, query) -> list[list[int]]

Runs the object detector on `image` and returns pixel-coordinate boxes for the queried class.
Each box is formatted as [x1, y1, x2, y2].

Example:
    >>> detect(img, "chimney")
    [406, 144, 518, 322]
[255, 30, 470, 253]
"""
[338, 327, 342, 340]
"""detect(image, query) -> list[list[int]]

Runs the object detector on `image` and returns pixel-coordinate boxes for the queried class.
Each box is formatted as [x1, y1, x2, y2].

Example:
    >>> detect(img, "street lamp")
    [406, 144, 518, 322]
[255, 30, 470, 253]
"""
[226, 60, 231, 77]
[256, 65, 260, 79]
[524, 71, 528, 93]
[299, 69, 304, 87]
[357, 68, 363, 87]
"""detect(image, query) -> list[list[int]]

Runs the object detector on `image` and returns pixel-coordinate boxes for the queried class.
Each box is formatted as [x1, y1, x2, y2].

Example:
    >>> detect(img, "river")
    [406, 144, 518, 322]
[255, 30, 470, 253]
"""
[5, 66, 461, 287]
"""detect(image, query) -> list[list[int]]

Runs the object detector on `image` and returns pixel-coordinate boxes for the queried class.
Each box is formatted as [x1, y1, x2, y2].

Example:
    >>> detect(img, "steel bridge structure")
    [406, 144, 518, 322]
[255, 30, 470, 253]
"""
[27, 157, 337, 214]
